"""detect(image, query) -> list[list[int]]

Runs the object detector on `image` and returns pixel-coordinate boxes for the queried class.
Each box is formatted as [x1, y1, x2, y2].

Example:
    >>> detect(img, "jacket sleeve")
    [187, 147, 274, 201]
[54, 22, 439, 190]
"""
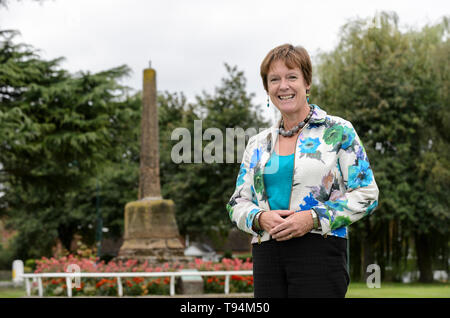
[313, 121, 379, 237]
[226, 136, 264, 236]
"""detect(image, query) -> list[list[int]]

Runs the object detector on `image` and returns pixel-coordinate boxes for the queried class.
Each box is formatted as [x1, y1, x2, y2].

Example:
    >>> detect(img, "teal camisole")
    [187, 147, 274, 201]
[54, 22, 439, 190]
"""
[263, 152, 295, 210]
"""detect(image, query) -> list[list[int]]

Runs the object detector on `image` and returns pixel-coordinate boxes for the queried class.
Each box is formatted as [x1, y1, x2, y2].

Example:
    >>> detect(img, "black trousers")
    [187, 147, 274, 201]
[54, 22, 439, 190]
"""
[252, 233, 350, 298]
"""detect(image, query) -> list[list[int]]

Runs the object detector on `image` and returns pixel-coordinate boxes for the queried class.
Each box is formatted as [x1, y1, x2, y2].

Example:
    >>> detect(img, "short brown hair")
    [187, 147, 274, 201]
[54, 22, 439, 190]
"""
[260, 44, 312, 92]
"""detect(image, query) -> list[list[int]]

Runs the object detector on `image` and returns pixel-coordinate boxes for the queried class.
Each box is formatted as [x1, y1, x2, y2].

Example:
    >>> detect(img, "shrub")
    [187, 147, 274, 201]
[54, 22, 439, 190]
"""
[28, 255, 253, 296]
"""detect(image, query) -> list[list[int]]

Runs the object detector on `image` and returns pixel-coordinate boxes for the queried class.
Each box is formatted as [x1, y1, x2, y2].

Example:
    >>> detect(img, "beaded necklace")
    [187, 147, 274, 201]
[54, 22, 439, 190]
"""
[279, 105, 313, 137]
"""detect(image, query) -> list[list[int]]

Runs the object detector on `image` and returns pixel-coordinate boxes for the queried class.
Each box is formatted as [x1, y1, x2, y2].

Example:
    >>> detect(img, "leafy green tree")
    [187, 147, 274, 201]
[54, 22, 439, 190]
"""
[315, 12, 449, 282]
[66, 92, 142, 248]
[0, 29, 138, 259]
[405, 19, 449, 282]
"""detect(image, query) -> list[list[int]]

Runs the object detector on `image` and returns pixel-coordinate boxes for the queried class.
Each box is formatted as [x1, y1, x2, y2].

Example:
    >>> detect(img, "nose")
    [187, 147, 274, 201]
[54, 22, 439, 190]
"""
[279, 78, 289, 90]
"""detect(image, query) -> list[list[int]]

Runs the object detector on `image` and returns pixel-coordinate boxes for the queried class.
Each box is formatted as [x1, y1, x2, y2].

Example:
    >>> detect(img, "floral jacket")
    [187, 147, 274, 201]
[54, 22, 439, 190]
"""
[227, 104, 379, 244]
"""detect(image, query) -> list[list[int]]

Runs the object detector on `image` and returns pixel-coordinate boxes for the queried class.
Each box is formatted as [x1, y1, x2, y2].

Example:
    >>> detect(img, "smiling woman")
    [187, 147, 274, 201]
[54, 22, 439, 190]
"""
[262, 46, 312, 130]
[227, 43, 379, 298]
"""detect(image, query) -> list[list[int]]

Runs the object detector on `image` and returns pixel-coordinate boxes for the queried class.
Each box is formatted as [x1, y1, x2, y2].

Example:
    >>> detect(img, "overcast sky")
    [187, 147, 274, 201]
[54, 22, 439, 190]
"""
[1, 0, 448, 119]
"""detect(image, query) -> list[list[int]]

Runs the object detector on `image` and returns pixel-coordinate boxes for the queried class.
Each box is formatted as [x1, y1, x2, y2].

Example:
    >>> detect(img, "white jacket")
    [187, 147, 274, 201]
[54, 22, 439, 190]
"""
[227, 104, 379, 244]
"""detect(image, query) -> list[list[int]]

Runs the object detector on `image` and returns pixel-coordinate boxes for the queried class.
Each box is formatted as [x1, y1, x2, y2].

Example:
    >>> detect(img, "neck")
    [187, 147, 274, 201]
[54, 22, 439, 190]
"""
[282, 104, 310, 131]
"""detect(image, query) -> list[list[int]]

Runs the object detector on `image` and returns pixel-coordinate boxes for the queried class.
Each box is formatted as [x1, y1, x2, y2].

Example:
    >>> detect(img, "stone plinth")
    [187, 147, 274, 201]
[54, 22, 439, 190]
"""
[117, 198, 191, 264]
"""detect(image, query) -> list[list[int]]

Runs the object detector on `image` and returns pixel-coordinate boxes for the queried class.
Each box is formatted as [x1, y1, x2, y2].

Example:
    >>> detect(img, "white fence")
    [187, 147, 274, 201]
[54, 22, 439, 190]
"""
[21, 270, 253, 297]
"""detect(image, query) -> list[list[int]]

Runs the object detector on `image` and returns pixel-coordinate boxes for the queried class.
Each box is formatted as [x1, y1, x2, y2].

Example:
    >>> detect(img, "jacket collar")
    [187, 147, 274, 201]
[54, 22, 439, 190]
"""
[309, 104, 327, 124]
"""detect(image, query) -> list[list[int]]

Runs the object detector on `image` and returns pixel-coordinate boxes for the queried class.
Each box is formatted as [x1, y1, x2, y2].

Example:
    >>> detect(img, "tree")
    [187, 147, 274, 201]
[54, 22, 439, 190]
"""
[314, 12, 449, 282]
[0, 29, 138, 259]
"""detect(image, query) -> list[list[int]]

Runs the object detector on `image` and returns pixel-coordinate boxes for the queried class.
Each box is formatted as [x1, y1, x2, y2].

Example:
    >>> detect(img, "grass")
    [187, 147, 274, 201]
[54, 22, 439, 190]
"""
[0, 287, 26, 298]
[0, 282, 448, 298]
[346, 282, 450, 298]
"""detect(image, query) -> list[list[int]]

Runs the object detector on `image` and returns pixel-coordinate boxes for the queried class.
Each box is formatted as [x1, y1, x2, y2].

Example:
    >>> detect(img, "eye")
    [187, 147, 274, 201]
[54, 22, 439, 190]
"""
[269, 78, 279, 83]
[288, 75, 297, 80]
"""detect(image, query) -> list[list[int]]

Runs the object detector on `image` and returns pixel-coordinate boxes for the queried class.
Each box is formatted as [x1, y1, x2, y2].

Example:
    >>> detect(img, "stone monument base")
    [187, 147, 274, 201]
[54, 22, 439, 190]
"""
[117, 198, 190, 265]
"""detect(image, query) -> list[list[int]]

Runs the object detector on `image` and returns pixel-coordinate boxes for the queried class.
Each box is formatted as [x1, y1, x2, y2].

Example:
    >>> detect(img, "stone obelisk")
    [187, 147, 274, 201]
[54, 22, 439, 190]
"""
[118, 63, 187, 263]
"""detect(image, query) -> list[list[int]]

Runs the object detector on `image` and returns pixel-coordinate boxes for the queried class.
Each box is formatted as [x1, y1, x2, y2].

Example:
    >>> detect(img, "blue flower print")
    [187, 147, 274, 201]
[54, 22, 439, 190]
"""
[325, 198, 348, 211]
[246, 208, 260, 229]
[251, 185, 258, 206]
[365, 200, 378, 216]
[331, 227, 347, 237]
[299, 137, 321, 154]
[312, 206, 328, 220]
[236, 163, 246, 187]
[348, 159, 374, 189]
[341, 126, 356, 150]
[355, 143, 368, 161]
[249, 148, 262, 169]
[299, 192, 319, 211]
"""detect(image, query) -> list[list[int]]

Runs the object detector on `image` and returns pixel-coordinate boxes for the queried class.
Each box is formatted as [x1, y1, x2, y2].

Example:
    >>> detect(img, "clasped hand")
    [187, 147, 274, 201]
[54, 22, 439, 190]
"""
[259, 210, 314, 241]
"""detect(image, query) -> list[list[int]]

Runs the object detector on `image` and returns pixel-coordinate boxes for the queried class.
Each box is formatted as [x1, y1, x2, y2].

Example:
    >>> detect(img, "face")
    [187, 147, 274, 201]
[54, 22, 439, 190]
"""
[267, 59, 310, 116]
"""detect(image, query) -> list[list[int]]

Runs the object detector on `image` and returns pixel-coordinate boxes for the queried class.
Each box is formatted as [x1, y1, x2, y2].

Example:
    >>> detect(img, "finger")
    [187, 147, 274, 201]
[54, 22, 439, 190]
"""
[270, 223, 293, 237]
[272, 228, 292, 240]
[269, 222, 288, 236]
[274, 210, 295, 217]
[284, 213, 296, 220]
[260, 212, 287, 231]
[275, 232, 295, 241]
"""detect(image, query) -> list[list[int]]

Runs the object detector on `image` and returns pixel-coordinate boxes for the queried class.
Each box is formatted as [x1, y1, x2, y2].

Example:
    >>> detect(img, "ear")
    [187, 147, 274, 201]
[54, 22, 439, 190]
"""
[304, 79, 311, 91]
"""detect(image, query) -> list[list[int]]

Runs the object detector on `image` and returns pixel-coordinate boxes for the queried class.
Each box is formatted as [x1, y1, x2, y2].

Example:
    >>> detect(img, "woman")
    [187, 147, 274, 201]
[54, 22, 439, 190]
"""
[227, 44, 379, 298]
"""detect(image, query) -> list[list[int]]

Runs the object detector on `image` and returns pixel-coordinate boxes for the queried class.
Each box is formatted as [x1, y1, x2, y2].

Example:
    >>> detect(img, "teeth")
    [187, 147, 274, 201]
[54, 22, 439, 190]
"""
[279, 94, 294, 100]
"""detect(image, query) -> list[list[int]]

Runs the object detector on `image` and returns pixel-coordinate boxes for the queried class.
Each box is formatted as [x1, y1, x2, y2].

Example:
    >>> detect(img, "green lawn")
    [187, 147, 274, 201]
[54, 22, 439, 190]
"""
[0, 287, 26, 298]
[0, 282, 448, 298]
[346, 282, 450, 298]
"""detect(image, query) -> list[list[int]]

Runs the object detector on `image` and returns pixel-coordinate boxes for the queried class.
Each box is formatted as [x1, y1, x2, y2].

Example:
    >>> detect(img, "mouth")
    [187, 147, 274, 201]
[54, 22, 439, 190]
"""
[278, 94, 295, 101]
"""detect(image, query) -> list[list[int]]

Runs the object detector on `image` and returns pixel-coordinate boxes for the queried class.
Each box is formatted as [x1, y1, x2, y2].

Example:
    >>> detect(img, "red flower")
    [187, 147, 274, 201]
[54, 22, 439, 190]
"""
[132, 277, 144, 284]
[96, 279, 107, 288]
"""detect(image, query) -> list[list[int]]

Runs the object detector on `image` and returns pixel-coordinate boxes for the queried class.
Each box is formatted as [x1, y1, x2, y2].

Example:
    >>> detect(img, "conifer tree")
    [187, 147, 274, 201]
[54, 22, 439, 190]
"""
[0, 29, 137, 258]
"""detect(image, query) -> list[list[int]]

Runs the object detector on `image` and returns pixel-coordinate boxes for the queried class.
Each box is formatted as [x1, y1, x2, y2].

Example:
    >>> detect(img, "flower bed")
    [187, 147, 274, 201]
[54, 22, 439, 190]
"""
[29, 255, 253, 296]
